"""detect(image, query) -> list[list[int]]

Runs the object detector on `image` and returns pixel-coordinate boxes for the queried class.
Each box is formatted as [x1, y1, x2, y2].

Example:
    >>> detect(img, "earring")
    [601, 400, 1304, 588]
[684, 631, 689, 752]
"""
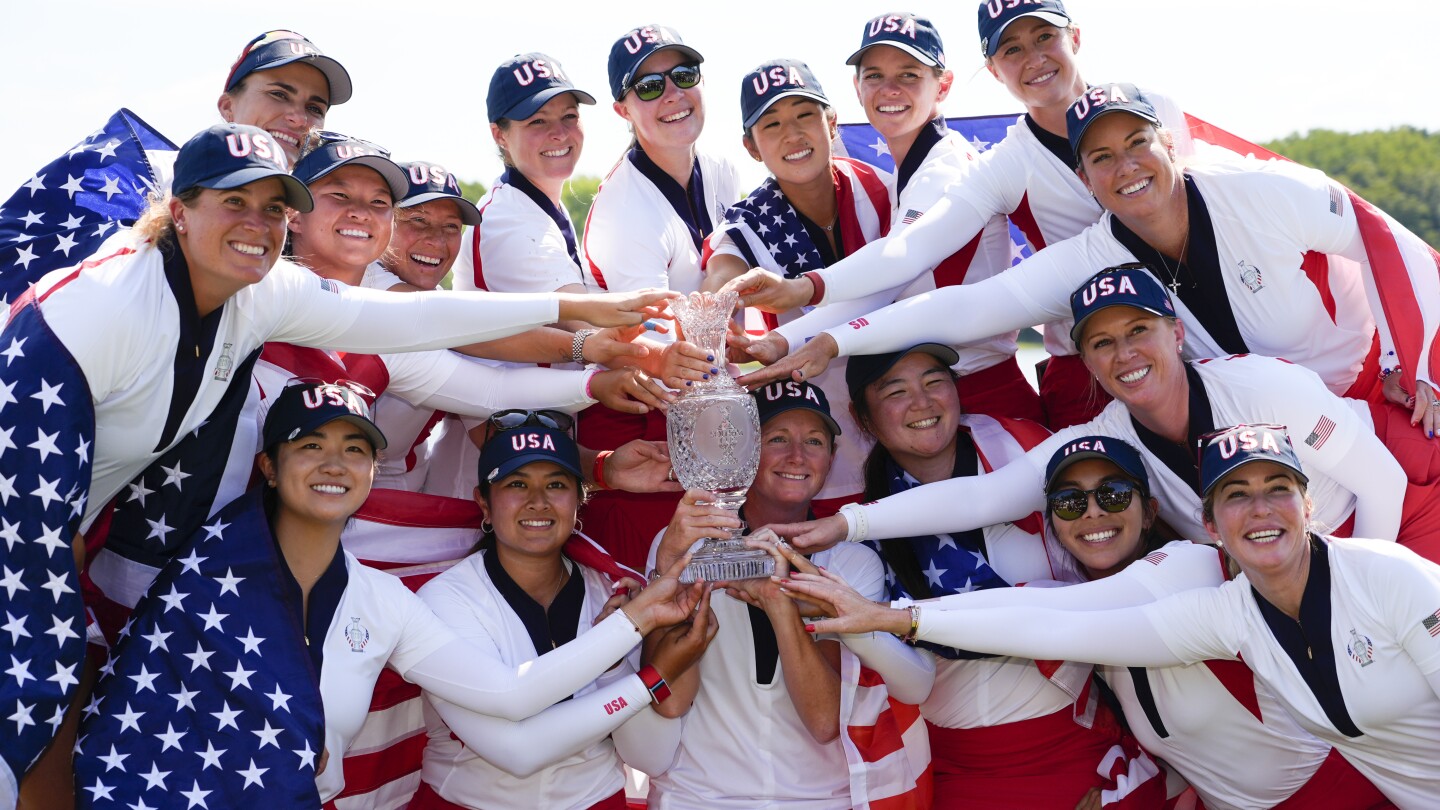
[176, 224, 185, 233]
[267, 479, 276, 488]
[480, 519, 493, 534]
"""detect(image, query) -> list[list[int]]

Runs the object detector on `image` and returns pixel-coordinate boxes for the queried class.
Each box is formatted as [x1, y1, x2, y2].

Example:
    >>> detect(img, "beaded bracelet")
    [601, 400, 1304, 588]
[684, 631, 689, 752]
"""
[898, 605, 921, 643]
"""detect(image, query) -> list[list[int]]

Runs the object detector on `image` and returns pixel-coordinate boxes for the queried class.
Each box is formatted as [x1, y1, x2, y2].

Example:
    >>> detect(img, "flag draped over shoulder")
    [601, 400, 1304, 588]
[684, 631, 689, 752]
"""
[73, 491, 325, 808]
[0, 292, 94, 794]
[0, 109, 177, 306]
[333, 490, 640, 810]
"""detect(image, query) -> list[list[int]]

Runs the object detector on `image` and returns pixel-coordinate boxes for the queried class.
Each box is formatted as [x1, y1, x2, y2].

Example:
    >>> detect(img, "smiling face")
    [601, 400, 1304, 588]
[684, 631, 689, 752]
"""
[386, 199, 465, 290]
[218, 61, 330, 164]
[172, 179, 289, 314]
[750, 409, 834, 509]
[1047, 458, 1152, 580]
[614, 50, 705, 154]
[479, 461, 581, 560]
[494, 92, 585, 194]
[288, 164, 395, 278]
[859, 351, 960, 467]
[1203, 461, 1312, 578]
[744, 97, 836, 189]
[1075, 112, 1183, 222]
[985, 17, 1084, 112]
[1077, 306, 1186, 413]
[853, 45, 952, 145]
[260, 419, 376, 530]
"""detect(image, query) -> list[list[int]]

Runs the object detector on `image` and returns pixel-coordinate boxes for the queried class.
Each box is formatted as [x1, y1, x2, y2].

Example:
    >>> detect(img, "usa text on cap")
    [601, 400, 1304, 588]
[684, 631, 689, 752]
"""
[1069, 264, 1175, 345]
[741, 59, 829, 130]
[263, 380, 387, 451]
[978, 0, 1071, 57]
[1066, 83, 1160, 160]
[753, 380, 842, 436]
[487, 52, 597, 124]
[223, 30, 353, 106]
[1045, 435, 1150, 495]
[172, 123, 314, 212]
[607, 24, 704, 101]
[1198, 424, 1308, 497]
[478, 427, 583, 484]
[293, 133, 409, 201]
[846, 13, 946, 68]
[397, 161, 482, 225]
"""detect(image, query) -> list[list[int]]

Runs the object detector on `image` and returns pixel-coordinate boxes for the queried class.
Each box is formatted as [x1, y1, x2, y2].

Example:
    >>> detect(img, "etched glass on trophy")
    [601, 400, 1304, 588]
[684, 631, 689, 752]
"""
[666, 291, 771, 583]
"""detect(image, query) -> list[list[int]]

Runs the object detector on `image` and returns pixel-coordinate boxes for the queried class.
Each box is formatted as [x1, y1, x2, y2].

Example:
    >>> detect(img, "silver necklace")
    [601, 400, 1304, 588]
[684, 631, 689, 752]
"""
[1155, 230, 1191, 296]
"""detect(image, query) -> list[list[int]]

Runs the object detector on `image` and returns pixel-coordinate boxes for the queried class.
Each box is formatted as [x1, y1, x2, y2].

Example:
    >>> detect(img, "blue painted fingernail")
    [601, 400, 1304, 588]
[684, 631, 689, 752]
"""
[707, 354, 715, 362]
[686, 381, 693, 387]
[702, 374, 710, 380]
[710, 368, 720, 375]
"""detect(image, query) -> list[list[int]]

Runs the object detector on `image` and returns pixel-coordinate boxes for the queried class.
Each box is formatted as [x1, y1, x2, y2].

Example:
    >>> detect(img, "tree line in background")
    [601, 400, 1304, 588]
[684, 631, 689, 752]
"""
[455, 126, 1440, 256]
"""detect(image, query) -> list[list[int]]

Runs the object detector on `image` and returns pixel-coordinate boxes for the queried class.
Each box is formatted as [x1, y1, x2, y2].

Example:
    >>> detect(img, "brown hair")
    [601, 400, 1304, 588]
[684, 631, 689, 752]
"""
[131, 188, 204, 249]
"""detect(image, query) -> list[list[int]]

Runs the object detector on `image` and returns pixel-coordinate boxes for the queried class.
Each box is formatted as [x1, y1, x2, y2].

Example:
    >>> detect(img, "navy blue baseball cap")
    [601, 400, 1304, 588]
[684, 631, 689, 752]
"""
[846, 13, 946, 68]
[978, 0, 1071, 57]
[753, 380, 842, 436]
[608, 24, 704, 101]
[1198, 424, 1308, 497]
[396, 161, 482, 225]
[846, 342, 960, 402]
[478, 426, 583, 484]
[1045, 435, 1150, 495]
[1067, 83, 1161, 160]
[487, 52, 597, 124]
[223, 30, 353, 106]
[1069, 265, 1176, 345]
[293, 133, 409, 201]
[172, 123, 314, 212]
[741, 59, 829, 130]
[263, 380, 386, 452]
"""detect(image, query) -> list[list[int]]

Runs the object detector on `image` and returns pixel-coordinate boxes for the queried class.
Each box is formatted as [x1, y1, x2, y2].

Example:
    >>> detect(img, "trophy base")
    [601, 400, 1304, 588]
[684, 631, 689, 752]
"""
[680, 539, 775, 583]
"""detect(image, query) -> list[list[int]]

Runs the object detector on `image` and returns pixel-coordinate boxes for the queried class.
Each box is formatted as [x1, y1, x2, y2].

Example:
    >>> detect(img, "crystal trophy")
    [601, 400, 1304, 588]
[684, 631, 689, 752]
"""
[666, 291, 770, 583]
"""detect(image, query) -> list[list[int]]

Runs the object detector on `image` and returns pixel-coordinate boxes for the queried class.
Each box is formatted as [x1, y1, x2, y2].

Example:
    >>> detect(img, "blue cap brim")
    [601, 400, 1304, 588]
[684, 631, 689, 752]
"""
[1045, 449, 1147, 494]
[494, 87, 597, 123]
[760, 401, 841, 437]
[1069, 107, 1162, 162]
[239, 53, 353, 106]
[1069, 300, 1171, 345]
[300, 155, 409, 202]
[399, 192, 482, 225]
[984, 11, 1071, 56]
[743, 89, 831, 130]
[199, 167, 315, 213]
[845, 41, 942, 68]
[485, 451, 584, 483]
[274, 413, 387, 452]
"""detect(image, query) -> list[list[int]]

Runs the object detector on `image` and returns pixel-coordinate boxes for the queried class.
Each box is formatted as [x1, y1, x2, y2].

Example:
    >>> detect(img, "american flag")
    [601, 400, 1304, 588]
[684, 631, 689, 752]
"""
[1143, 551, 1169, 566]
[0, 109, 176, 306]
[1305, 415, 1337, 450]
[0, 292, 95, 786]
[1423, 607, 1440, 638]
[74, 490, 326, 808]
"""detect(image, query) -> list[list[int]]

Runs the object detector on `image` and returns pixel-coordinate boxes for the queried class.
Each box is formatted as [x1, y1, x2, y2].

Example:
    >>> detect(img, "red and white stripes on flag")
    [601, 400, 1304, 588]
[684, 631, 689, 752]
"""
[1305, 415, 1337, 450]
[839, 652, 933, 810]
[332, 489, 640, 810]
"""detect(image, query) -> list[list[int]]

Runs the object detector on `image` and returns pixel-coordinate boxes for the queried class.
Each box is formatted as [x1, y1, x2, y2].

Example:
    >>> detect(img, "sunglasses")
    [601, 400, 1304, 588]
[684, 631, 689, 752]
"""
[1047, 479, 1138, 521]
[627, 63, 701, 102]
[489, 409, 574, 434]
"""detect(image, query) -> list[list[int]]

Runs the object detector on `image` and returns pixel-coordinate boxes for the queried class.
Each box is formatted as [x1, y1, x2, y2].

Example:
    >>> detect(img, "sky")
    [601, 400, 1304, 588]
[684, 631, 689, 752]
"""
[5, 0, 1434, 194]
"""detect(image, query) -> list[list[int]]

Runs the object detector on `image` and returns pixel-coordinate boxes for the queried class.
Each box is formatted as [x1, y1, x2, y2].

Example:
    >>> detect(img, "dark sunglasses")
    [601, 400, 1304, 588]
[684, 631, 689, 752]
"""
[628, 63, 701, 102]
[488, 409, 574, 433]
[1047, 479, 1138, 521]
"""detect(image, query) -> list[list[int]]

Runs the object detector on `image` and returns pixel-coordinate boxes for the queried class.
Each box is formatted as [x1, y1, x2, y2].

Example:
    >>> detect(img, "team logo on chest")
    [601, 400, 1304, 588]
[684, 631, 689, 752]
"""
[1346, 628, 1374, 668]
[344, 617, 371, 653]
[212, 342, 235, 381]
[1237, 260, 1264, 293]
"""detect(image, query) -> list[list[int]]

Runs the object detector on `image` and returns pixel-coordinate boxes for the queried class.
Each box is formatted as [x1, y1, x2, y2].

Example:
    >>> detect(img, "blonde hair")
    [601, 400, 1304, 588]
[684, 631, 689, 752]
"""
[131, 187, 203, 249]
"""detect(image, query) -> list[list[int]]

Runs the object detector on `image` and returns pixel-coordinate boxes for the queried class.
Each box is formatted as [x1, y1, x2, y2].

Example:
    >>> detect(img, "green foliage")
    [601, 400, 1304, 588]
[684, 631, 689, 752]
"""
[562, 175, 603, 241]
[1263, 127, 1440, 247]
[454, 178, 487, 204]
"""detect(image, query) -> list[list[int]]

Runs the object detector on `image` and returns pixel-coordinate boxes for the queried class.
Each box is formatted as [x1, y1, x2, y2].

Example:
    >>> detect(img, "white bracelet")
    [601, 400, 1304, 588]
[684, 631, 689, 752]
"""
[839, 503, 868, 543]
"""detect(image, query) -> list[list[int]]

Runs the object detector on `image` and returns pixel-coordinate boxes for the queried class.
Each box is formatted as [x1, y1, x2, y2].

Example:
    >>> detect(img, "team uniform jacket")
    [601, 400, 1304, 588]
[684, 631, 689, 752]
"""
[830, 159, 1440, 397]
[32, 233, 561, 532]
[850, 355, 1405, 552]
[584, 147, 740, 299]
[416, 553, 653, 809]
[638, 541, 884, 809]
[453, 167, 593, 294]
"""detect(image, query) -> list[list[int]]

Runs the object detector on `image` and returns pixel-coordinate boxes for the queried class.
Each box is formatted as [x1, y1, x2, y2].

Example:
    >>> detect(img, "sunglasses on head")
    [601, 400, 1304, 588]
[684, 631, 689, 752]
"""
[1047, 479, 1139, 521]
[488, 409, 574, 434]
[627, 63, 701, 102]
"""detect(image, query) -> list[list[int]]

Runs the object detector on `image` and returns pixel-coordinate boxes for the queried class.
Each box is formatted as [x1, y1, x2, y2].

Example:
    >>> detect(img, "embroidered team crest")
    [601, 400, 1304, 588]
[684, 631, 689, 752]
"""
[344, 617, 371, 652]
[1237, 260, 1264, 293]
[212, 342, 235, 381]
[1346, 628, 1374, 667]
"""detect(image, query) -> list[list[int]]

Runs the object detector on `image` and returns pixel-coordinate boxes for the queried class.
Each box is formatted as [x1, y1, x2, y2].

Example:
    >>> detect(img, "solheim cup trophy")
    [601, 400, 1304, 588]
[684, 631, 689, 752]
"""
[666, 291, 771, 583]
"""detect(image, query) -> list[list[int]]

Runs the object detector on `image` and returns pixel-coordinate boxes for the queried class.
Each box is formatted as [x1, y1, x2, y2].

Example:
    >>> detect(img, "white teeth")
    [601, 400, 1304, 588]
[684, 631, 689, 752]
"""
[660, 110, 692, 123]
[907, 417, 939, 429]
[311, 484, 347, 495]
[540, 147, 572, 157]
[337, 229, 371, 239]
[1246, 529, 1282, 543]
[1026, 71, 1057, 85]
[1119, 178, 1151, 195]
[1118, 367, 1150, 384]
[269, 131, 300, 147]
[877, 105, 908, 113]
[519, 519, 554, 527]
[229, 242, 265, 256]
[409, 254, 442, 267]
[1080, 529, 1118, 543]
[783, 148, 813, 162]
[775, 472, 808, 480]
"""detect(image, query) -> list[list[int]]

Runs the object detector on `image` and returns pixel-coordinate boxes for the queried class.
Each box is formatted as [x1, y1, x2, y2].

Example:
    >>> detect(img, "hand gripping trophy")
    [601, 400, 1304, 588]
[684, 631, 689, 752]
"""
[666, 291, 772, 582]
